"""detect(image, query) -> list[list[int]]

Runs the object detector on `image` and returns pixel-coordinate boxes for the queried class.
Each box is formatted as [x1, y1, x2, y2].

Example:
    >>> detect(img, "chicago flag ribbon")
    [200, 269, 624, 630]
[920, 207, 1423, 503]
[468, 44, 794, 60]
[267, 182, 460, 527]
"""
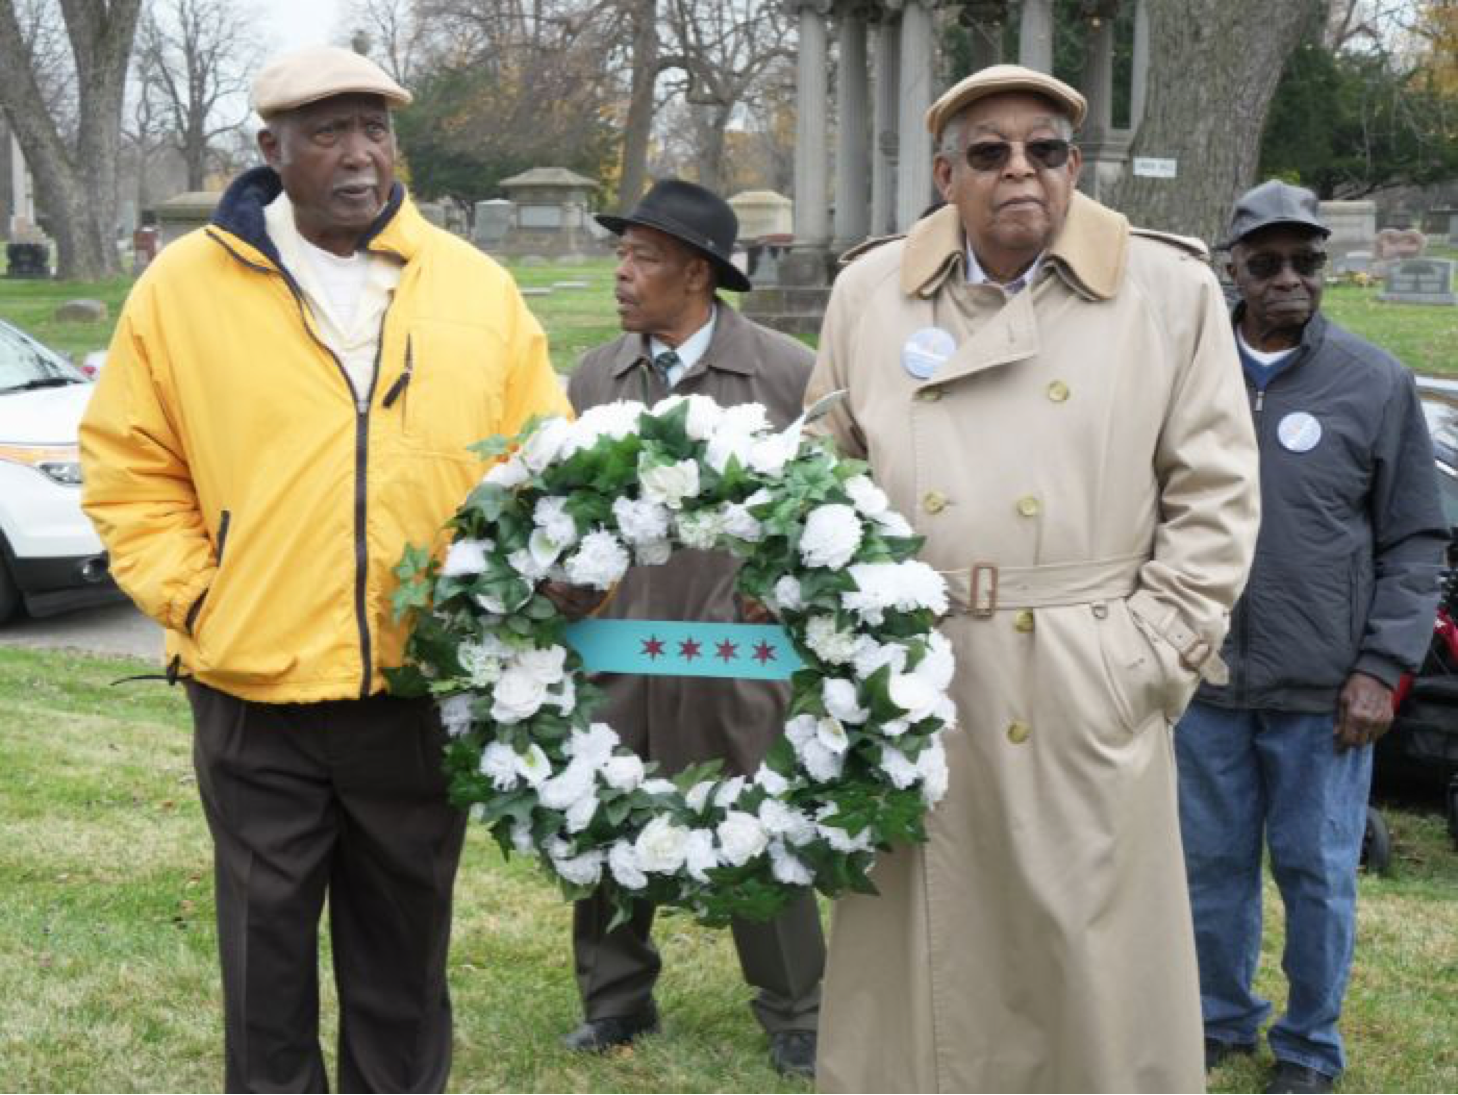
[562, 620, 804, 680]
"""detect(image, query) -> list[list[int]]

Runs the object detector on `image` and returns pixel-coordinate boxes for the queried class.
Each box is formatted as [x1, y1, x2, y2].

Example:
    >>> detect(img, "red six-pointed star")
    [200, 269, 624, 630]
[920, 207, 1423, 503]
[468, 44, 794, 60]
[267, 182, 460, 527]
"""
[714, 638, 739, 663]
[640, 636, 665, 660]
[678, 637, 703, 661]
[751, 640, 777, 665]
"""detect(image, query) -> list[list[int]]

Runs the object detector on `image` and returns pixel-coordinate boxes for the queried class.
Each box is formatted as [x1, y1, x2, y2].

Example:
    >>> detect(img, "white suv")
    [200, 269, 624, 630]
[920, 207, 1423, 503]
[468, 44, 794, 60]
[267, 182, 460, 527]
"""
[0, 319, 123, 621]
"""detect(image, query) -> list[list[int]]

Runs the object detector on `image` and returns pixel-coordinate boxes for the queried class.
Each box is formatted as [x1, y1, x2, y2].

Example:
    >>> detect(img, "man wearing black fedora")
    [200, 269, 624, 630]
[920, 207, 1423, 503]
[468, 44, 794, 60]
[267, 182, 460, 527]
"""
[563, 178, 823, 1078]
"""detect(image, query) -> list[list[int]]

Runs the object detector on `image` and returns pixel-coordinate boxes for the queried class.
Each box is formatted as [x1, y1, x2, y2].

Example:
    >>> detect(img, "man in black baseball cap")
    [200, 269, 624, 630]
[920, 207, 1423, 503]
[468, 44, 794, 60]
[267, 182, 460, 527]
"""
[1177, 180, 1445, 1093]
[561, 180, 822, 1077]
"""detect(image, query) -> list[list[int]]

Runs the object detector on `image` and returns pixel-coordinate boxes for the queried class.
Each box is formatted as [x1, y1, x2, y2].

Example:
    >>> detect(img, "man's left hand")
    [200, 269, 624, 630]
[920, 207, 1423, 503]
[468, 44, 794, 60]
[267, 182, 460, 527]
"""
[1335, 671, 1395, 751]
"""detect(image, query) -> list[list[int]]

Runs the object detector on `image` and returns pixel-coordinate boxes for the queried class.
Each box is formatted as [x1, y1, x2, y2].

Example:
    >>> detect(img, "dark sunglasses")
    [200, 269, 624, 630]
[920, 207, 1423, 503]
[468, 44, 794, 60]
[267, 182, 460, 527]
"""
[1243, 251, 1327, 278]
[964, 138, 1073, 172]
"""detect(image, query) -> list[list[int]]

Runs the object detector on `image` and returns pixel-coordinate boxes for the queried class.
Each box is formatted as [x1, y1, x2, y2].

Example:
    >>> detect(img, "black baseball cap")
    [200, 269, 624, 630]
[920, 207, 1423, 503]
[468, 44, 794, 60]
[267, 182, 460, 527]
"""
[1222, 180, 1330, 249]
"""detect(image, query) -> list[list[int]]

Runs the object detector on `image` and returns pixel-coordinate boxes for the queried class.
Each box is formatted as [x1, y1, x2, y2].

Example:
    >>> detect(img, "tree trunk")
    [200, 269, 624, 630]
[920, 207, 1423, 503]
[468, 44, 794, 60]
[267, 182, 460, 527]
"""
[1107, 0, 1324, 248]
[616, 0, 657, 211]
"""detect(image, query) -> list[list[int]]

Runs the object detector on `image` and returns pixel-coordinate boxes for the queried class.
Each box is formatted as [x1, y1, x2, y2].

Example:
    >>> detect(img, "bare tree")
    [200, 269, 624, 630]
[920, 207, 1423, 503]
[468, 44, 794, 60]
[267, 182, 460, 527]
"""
[136, 0, 265, 191]
[615, 0, 657, 209]
[1109, 0, 1326, 245]
[0, 0, 144, 278]
[343, 0, 427, 85]
[659, 0, 793, 193]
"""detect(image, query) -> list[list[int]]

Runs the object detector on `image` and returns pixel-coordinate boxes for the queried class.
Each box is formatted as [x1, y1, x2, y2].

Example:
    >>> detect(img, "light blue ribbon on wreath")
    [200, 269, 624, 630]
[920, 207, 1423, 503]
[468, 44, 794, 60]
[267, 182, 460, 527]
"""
[562, 620, 804, 680]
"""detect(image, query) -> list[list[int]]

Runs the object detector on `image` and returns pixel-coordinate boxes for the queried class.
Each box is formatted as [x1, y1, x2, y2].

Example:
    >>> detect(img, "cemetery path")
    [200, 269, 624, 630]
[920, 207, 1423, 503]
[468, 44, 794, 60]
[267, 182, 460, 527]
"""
[0, 600, 161, 660]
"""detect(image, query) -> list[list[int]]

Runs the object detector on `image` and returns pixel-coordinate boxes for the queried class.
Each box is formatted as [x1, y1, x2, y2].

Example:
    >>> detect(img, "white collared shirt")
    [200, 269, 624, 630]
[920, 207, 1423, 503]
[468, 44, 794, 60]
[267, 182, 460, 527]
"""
[648, 305, 717, 388]
[964, 241, 1044, 295]
[264, 191, 402, 405]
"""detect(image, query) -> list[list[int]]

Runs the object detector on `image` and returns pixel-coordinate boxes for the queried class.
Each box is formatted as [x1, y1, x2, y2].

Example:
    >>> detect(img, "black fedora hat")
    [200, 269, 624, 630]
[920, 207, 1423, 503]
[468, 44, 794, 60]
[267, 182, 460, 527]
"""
[596, 178, 752, 293]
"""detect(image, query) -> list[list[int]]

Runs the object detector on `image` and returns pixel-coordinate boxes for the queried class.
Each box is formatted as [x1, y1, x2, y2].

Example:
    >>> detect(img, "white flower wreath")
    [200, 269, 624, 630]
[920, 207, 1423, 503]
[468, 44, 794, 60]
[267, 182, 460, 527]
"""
[388, 394, 955, 926]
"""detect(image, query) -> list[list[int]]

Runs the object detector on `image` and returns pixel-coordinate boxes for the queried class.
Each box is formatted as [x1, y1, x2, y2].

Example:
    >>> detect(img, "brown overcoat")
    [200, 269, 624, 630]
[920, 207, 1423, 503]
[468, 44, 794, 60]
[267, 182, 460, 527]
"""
[567, 302, 814, 775]
[806, 196, 1261, 1093]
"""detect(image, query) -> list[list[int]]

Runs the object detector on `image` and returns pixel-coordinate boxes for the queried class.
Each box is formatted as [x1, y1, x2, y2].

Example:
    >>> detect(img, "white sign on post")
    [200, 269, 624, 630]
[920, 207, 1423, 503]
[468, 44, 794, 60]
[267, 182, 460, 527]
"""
[1132, 157, 1178, 179]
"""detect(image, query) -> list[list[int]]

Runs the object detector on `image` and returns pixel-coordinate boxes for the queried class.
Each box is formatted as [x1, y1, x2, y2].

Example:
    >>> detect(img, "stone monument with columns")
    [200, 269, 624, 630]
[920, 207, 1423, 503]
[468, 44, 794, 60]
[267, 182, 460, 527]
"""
[746, 0, 1153, 333]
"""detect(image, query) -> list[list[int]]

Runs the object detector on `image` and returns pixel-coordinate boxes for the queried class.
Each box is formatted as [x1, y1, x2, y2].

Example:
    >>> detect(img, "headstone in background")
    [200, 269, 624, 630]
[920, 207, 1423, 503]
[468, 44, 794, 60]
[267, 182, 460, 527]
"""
[1379, 257, 1456, 306]
[1318, 200, 1376, 270]
[155, 191, 222, 248]
[416, 201, 446, 228]
[474, 199, 512, 249]
[1334, 250, 1373, 277]
[498, 168, 601, 257]
[5, 241, 49, 278]
[728, 190, 794, 240]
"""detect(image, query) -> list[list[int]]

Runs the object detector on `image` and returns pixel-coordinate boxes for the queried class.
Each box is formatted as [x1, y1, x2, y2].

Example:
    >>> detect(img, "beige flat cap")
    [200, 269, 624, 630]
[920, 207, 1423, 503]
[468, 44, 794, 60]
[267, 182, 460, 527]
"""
[252, 46, 411, 119]
[926, 64, 1087, 138]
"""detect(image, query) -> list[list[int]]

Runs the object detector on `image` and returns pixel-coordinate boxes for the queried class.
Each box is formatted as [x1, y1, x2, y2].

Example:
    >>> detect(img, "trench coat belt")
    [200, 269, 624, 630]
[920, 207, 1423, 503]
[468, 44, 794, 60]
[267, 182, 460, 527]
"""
[941, 552, 1146, 615]
[939, 552, 1229, 684]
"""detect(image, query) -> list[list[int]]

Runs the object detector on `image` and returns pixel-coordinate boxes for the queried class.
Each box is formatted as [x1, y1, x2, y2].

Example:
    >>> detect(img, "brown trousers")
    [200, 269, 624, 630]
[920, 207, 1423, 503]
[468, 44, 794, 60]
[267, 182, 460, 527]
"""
[187, 682, 467, 1093]
[572, 887, 825, 1034]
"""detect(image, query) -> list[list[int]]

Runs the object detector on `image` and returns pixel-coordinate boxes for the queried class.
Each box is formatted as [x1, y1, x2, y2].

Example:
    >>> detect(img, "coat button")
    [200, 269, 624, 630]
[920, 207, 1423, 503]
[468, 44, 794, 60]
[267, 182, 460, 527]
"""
[1047, 380, 1070, 402]
[1016, 495, 1041, 517]
[916, 387, 943, 402]
[923, 491, 948, 514]
[1006, 720, 1032, 744]
[1091, 602, 1108, 619]
[1014, 609, 1035, 633]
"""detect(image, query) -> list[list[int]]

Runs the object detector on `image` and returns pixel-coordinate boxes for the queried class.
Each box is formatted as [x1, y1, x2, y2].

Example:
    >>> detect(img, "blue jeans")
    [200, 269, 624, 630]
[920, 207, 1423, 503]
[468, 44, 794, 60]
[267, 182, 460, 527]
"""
[1175, 700, 1373, 1078]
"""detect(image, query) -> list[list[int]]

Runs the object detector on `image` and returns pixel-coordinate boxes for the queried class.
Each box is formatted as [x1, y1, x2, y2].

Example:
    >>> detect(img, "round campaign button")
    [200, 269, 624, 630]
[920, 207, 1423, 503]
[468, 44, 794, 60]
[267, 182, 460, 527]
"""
[902, 327, 957, 380]
[1278, 411, 1323, 453]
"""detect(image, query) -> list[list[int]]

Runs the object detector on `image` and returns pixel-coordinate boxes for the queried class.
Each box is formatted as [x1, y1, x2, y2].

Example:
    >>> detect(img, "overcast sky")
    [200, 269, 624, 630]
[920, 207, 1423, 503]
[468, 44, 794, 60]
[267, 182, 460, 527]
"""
[254, 0, 346, 56]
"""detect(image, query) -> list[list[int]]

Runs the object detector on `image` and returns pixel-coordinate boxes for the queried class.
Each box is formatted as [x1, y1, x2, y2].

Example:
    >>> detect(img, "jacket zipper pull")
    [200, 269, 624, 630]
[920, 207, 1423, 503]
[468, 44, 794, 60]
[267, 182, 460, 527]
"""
[1254, 389, 1265, 412]
[383, 336, 414, 409]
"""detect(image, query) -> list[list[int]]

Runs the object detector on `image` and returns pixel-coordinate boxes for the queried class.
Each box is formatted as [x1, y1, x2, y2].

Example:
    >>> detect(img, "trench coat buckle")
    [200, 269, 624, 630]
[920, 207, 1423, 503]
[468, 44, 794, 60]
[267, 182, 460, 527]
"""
[1178, 635, 1214, 673]
[969, 562, 998, 617]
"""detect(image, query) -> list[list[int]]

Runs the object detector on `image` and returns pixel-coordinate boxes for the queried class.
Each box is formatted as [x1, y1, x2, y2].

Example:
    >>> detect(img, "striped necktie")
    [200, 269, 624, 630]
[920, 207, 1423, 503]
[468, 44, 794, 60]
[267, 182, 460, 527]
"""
[652, 349, 680, 384]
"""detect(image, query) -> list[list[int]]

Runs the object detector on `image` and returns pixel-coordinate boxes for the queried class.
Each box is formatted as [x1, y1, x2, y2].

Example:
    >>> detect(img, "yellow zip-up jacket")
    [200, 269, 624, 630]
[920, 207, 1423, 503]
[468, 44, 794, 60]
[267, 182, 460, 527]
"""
[80, 169, 569, 702]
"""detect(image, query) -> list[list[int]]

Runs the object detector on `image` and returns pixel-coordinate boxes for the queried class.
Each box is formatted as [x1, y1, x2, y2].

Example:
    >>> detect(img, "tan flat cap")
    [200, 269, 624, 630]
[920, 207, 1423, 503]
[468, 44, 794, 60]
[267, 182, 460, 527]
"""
[252, 46, 411, 119]
[926, 64, 1087, 139]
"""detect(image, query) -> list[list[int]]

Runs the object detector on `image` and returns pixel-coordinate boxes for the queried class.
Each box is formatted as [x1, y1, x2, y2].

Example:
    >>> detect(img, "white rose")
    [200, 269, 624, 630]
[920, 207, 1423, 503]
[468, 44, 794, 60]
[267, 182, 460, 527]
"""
[508, 544, 552, 582]
[442, 538, 492, 577]
[715, 776, 746, 808]
[800, 739, 845, 781]
[483, 456, 530, 488]
[718, 502, 764, 543]
[608, 840, 648, 890]
[551, 848, 603, 887]
[805, 615, 858, 665]
[759, 799, 815, 845]
[479, 742, 520, 790]
[704, 429, 756, 475]
[568, 722, 618, 767]
[718, 402, 771, 436]
[823, 678, 869, 725]
[843, 474, 890, 517]
[878, 745, 921, 790]
[515, 743, 552, 787]
[676, 509, 723, 551]
[564, 530, 630, 590]
[684, 829, 719, 882]
[816, 808, 875, 853]
[816, 715, 851, 755]
[716, 810, 770, 866]
[914, 632, 956, 691]
[550, 674, 576, 715]
[852, 638, 908, 681]
[889, 672, 940, 722]
[652, 393, 724, 441]
[917, 738, 950, 805]
[635, 815, 691, 873]
[438, 693, 475, 737]
[748, 418, 802, 477]
[539, 757, 597, 811]
[639, 457, 701, 510]
[685, 780, 715, 813]
[641, 777, 677, 796]
[754, 765, 790, 796]
[799, 504, 864, 569]
[490, 665, 549, 724]
[601, 753, 645, 791]
[635, 539, 673, 566]
[533, 496, 579, 545]
[769, 842, 814, 886]
[567, 401, 645, 455]
[875, 510, 915, 538]
[521, 416, 574, 472]
[565, 792, 598, 833]
[612, 496, 671, 544]
[772, 576, 804, 613]
[515, 644, 567, 685]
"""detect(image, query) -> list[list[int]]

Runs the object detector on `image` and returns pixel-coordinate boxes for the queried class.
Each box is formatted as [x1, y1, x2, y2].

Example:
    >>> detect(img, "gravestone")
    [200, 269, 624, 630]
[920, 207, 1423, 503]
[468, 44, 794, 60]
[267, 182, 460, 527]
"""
[473, 199, 512, 249]
[1379, 257, 1456, 306]
[54, 299, 107, 323]
[155, 190, 222, 247]
[728, 190, 793, 241]
[1334, 250, 1373, 277]
[5, 241, 49, 278]
[498, 167, 600, 257]
[417, 201, 447, 228]
[1319, 201, 1376, 268]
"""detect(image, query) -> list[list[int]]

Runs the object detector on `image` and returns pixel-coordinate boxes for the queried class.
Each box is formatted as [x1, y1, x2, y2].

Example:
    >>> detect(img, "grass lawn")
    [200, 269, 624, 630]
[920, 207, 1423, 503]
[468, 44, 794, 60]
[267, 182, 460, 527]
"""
[0, 646, 1455, 1092]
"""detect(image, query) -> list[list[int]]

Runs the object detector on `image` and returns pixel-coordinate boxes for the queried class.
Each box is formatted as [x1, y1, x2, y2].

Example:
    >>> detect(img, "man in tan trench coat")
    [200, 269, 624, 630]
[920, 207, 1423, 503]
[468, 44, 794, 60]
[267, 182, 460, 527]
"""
[806, 65, 1261, 1093]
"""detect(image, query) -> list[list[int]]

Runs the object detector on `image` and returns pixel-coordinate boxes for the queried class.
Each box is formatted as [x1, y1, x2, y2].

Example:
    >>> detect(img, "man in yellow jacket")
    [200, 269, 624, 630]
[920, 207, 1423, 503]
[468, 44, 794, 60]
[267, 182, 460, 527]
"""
[79, 46, 568, 1091]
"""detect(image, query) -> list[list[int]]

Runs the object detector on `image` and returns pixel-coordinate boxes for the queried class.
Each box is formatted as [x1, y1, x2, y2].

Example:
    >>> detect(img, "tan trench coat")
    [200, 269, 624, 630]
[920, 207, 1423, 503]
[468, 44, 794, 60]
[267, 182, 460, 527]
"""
[807, 196, 1261, 1093]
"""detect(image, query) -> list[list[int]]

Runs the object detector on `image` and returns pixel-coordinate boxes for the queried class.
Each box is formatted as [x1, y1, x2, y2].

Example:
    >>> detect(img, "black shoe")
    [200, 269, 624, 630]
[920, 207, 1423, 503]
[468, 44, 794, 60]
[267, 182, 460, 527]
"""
[561, 1006, 660, 1051]
[769, 1030, 816, 1078]
[1206, 1037, 1257, 1071]
[1265, 1060, 1336, 1094]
